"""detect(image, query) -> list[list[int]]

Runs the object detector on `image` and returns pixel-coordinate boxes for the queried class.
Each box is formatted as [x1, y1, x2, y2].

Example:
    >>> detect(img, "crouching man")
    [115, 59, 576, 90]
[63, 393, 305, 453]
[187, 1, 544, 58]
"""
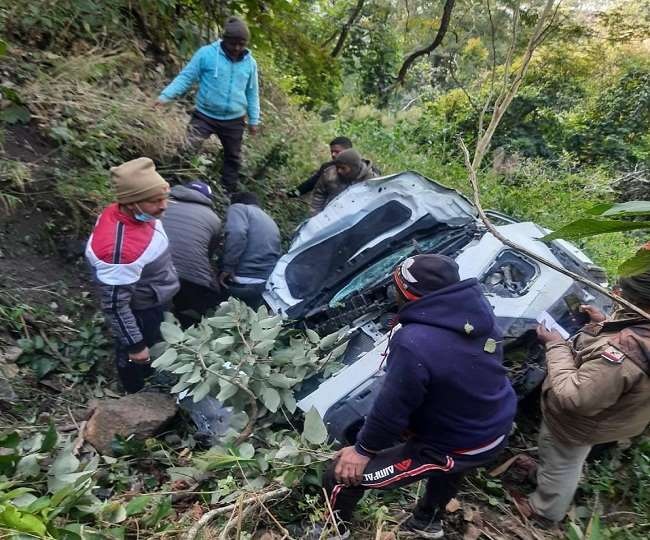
[521, 273, 650, 523]
[323, 254, 517, 538]
[85, 158, 179, 393]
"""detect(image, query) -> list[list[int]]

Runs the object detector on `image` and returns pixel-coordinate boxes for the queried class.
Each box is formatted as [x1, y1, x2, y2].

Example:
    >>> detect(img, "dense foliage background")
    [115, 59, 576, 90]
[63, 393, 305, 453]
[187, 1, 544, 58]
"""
[1, 0, 649, 538]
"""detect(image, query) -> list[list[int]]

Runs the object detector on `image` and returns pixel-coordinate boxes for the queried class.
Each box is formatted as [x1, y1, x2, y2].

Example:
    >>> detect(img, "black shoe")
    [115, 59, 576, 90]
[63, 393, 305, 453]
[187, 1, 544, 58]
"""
[400, 513, 444, 539]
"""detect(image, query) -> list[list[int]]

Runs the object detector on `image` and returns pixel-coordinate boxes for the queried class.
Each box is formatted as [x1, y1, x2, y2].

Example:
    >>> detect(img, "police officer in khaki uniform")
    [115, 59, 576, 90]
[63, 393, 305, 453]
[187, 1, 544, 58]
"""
[519, 273, 650, 522]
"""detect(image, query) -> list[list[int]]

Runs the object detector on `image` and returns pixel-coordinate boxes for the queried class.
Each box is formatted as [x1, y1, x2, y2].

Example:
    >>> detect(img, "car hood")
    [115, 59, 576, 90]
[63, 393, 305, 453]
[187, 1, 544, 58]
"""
[264, 172, 477, 317]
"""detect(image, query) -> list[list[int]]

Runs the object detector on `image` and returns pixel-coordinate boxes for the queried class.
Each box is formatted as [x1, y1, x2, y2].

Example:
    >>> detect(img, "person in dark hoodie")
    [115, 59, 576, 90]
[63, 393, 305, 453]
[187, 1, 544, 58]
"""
[310, 148, 378, 215]
[322, 254, 517, 539]
[161, 181, 222, 327]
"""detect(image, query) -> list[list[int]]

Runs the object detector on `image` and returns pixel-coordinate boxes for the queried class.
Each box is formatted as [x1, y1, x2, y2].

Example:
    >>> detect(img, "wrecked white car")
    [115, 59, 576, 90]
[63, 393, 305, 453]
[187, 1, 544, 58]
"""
[263, 171, 611, 444]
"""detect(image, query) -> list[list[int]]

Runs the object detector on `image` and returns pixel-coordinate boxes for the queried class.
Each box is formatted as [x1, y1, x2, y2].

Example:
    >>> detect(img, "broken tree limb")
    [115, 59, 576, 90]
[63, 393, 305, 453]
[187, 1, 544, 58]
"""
[459, 139, 650, 321]
[183, 486, 291, 540]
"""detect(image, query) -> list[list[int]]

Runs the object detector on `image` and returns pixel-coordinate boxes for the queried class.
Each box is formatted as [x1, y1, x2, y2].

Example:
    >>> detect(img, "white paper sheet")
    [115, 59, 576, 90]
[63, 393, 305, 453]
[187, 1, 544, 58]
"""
[536, 310, 570, 339]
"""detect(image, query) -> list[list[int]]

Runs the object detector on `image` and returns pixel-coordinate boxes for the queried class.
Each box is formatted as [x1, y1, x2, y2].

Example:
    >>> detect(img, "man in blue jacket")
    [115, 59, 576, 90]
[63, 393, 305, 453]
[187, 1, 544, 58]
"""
[156, 17, 260, 191]
[323, 254, 517, 539]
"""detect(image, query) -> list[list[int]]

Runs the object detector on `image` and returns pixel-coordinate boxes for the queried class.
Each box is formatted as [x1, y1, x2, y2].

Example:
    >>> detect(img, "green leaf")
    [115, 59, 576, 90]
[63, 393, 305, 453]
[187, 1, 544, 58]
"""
[586, 512, 602, 540]
[0, 105, 31, 125]
[302, 406, 328, 445]
[213, 335, 236, 351]
[319, 331, 340, 351]
[261, 387, 281, 412]
[172, 363, 194, 374]
[0, 39, 7, 56]
[253, 340, 275, 356]
[618, 248, 650, 277]
[306, 329, 320, 344]
[601, 200, 650, 217]
[542, 219, 650, 241]
[282, 390, 297, 413]
[192, 380, 212, 403]
[237, 442, 255, 459]
[216, 379, 238, 402]
[328, 340, 349, 360]
[151, 349, 177, 369]
[268, 373, 297, 389]
[40, 422, 58, 453]
[160, 322, 185, 344]
[15, 454, 41, 478]
[51, 449, 80, 477]
[142, 496, 172, 528]
[0, 505, 47, 536]
[102, 501, 127, 524]
[125, 495, 152, 517]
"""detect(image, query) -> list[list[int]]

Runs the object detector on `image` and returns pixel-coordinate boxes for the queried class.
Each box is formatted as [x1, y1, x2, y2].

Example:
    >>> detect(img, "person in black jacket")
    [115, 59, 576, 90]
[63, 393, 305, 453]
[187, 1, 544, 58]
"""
[287, 136, 352, 197]
[321, 254, 517, 539]
[162, 181, 222, 327]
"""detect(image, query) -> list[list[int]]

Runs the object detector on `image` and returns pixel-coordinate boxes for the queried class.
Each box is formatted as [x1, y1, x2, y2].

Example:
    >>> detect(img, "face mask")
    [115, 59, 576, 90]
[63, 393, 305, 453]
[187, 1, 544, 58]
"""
[134, 204, 155, 222]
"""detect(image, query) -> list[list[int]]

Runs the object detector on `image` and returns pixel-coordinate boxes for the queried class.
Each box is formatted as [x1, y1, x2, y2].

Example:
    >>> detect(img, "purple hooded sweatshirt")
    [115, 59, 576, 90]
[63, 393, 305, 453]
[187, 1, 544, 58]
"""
[355, 278, 517, 457]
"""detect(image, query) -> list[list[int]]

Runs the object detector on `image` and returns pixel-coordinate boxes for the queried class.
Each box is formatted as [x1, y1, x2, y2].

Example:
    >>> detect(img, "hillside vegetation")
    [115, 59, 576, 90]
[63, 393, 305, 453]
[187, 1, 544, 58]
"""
[1, 0, 649, 538]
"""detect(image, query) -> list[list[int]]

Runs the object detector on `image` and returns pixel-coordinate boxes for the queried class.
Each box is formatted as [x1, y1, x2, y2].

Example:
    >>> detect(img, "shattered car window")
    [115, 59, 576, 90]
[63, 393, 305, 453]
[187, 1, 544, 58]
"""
[329, 234, 455, 306]
[481, 250, 538, 297]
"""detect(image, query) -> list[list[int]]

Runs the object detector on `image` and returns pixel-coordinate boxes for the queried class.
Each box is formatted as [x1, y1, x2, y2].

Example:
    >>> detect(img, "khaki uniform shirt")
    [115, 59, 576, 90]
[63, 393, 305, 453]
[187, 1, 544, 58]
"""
[542, 310, 650, 446]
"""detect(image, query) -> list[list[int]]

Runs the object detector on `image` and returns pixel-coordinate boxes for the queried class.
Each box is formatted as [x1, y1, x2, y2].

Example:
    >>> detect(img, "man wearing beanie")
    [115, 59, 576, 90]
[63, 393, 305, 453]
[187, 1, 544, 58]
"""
[516, 272, 650, 525]
[322, 254, 517, 539]
[310, 148, 378, 215]
[162, 180, 222, 327]
[85, 158, 180, 393]
[156, 16, 260, 191]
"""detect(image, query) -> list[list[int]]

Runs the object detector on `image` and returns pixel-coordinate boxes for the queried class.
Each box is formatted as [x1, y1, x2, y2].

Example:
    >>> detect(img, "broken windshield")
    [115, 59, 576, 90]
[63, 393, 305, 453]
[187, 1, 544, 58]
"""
[329, 234, 458, 306]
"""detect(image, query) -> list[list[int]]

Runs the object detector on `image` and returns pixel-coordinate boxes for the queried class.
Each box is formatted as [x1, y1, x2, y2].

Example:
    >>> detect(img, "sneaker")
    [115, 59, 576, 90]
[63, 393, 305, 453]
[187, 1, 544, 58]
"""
[400, 513, 444, 539]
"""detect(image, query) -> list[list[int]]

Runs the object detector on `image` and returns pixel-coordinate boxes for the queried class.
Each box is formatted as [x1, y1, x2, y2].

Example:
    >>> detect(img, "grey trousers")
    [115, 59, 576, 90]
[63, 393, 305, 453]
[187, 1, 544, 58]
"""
[528, 421, 592, 522]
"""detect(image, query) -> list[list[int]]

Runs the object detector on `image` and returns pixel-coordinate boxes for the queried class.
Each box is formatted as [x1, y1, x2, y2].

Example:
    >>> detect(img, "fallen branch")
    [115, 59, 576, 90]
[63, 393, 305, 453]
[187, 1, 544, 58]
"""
[459, 139, 650, 320]
[184, 486, 291, 540]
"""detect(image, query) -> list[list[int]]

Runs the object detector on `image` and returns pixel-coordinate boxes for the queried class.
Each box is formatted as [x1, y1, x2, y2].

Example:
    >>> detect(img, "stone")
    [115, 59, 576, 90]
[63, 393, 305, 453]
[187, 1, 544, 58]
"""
[0, 378, 17, 402]
[84, 392, 178, 455]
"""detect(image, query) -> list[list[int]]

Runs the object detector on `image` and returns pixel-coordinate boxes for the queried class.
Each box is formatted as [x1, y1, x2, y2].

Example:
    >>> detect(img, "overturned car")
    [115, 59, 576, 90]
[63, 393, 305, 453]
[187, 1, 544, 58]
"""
[263, 171, 612, 445]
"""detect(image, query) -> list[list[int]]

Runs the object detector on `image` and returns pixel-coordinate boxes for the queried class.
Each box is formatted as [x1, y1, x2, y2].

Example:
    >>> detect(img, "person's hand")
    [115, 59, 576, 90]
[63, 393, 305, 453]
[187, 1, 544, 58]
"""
[219, 271, 233, 289]
[536, 324, 564, 345]
[129, 346, 151, 364]
[248, 124, 259, 136]
[580, 304, 606, 323]
[334, 446, 370, 486]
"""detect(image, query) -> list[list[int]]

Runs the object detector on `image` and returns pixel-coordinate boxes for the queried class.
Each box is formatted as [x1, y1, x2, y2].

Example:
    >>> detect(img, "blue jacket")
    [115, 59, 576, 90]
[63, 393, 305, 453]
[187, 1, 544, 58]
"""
[356, 278, 517, 456]
[159, 40, 260, 125]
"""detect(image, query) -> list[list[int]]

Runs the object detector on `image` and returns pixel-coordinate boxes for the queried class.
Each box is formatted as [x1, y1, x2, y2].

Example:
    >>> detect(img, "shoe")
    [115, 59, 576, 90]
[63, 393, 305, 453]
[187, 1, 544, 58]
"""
[400, 513, 444, 539]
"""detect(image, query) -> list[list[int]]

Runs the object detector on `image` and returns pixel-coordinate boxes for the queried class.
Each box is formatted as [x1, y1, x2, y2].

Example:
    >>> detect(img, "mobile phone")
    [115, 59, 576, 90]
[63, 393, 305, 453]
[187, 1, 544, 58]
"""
[564, 294, 590, 326]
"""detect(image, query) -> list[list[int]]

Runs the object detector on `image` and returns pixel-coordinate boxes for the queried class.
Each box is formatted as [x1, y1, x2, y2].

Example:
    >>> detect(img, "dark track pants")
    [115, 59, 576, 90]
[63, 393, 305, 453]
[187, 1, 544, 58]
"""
[187, 111, 245, 190]
[114, 305, 166, 393]
[324, 440, 505, 523]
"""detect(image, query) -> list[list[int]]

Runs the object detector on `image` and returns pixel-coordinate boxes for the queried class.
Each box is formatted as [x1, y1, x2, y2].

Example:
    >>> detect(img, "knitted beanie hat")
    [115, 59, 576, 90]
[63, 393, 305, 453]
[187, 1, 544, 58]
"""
[223, 16, 250, 41]
[393, 254, 460, 300]
[111, 157, 169, 204]
[333, 148, 363, 178]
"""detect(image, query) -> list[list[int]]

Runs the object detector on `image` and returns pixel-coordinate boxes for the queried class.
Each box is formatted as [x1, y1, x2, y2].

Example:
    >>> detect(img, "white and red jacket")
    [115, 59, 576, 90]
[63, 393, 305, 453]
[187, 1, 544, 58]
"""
[85, 204, 179, 351]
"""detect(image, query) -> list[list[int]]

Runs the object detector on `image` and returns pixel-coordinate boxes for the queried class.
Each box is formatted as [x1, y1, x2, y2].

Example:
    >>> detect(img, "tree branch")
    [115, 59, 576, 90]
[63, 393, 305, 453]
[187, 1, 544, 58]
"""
[330, 0, 366, 58]
[387, 0, 457, 91]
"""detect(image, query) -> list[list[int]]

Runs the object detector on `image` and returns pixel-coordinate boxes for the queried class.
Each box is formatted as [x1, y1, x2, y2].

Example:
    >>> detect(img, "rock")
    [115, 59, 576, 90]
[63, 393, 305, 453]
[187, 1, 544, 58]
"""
[0, 346, 23, 363]
[0, 378, 17, 403]
[84, 392, 178, 455]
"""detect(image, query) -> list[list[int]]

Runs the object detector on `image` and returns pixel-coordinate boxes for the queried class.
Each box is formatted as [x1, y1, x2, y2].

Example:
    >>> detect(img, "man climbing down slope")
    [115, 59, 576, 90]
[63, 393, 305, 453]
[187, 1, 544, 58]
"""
[156, 17, 260, 191]
[322, 254, 517, 539]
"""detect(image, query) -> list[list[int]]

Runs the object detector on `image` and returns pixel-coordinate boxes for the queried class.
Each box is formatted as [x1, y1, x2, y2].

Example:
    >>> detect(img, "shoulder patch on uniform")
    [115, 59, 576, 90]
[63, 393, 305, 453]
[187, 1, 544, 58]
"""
[601, 346, 625, 365]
